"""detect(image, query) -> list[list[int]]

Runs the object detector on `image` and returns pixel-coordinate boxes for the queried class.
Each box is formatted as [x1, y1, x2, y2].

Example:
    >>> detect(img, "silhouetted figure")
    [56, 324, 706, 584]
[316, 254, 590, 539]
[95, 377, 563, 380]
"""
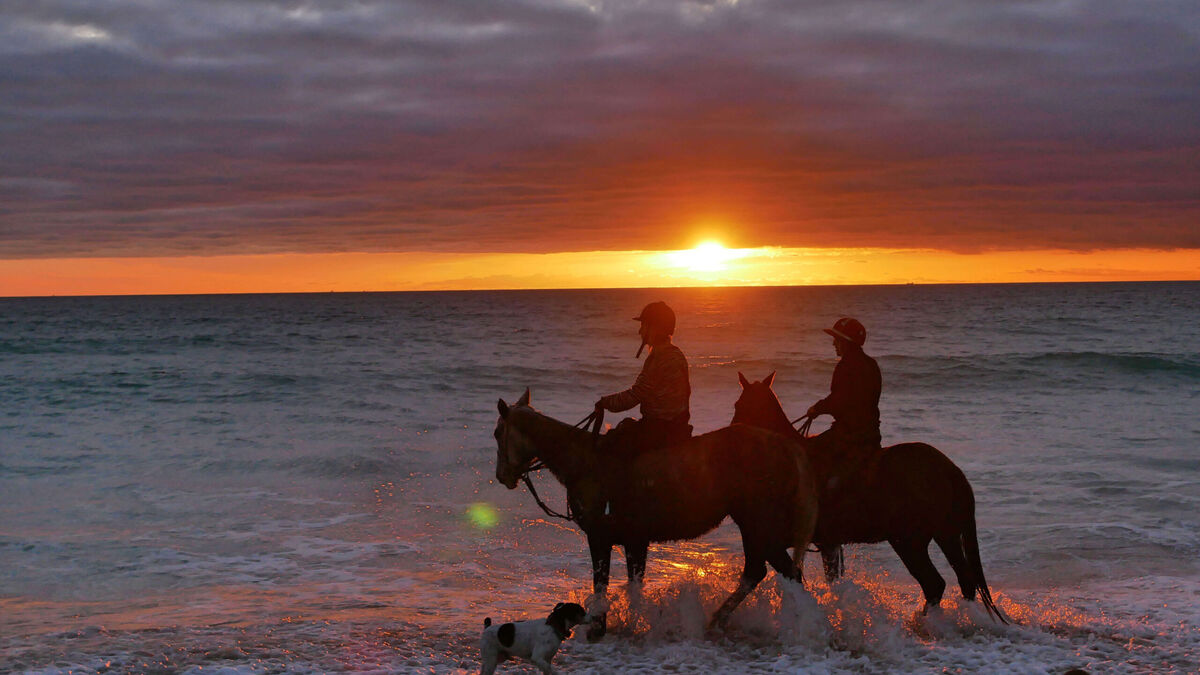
[806, 317, 882, 575]
[596, 301, 691, 455]
[806, 317, 882, 454]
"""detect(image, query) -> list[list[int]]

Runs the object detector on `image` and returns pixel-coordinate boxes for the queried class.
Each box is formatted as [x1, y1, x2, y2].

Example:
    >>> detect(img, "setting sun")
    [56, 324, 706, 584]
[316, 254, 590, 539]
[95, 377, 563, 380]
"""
[666, 241, 749, 272]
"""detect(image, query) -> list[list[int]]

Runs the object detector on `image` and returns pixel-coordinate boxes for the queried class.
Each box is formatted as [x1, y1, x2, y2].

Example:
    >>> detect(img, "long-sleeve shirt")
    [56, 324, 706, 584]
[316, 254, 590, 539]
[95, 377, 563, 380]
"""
[812, 345, 881, 432]
[599, 341, 690, 422]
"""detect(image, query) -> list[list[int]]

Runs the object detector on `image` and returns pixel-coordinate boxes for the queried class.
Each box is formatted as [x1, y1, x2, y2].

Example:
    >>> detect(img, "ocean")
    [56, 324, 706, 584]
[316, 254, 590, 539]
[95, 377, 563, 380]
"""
[1, 282, 1197, 674]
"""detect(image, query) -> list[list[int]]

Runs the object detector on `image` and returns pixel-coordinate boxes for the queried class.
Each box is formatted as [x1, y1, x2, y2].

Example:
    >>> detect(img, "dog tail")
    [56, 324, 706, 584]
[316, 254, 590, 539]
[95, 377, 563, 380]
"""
[484, 617, 492, 628]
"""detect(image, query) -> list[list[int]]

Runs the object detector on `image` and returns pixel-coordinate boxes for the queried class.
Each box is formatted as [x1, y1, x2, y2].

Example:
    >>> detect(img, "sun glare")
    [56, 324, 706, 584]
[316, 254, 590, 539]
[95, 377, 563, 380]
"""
[667, 241, 746, 272]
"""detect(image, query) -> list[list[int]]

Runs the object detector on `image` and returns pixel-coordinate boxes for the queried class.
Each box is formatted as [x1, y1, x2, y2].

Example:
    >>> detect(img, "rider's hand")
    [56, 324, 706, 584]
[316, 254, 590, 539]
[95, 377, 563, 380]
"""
[594, 398, 607, 413]
[806, 405, 819, 418]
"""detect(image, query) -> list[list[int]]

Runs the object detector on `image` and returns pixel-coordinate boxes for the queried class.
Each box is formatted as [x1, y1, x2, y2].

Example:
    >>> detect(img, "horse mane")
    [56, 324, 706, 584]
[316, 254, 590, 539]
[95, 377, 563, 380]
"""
[508, 405, 590, 443]
[505, 404, 598, 483]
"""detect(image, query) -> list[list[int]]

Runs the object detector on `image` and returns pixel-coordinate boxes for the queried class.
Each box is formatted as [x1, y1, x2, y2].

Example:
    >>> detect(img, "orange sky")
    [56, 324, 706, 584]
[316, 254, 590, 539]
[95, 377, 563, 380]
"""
[4, 4, 1199, 291]
[2, 246, 1196, 297]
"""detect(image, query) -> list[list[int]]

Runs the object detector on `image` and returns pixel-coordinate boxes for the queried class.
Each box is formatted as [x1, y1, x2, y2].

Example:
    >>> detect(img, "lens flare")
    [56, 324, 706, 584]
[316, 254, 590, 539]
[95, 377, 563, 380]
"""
[466, 502, 500, 529]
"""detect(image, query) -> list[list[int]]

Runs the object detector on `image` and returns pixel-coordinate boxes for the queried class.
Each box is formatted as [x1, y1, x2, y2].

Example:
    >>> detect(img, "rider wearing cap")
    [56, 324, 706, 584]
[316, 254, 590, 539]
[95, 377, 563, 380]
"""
[595, 301, 692, 454]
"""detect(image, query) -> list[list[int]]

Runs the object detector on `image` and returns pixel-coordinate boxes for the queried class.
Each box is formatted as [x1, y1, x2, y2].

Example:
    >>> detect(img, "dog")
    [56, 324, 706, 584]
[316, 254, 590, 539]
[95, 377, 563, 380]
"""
[479, 602, 590, 674]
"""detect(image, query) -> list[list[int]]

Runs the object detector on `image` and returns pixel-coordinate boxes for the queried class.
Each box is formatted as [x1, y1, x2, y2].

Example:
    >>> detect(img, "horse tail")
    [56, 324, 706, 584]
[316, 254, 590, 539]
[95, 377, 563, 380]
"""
[963, 516, 1008, 624]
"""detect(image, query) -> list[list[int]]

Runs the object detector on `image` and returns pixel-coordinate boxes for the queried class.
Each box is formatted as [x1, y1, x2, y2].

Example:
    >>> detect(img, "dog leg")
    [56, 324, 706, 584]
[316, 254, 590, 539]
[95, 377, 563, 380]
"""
[530, 647, 557, 675]
[480, 651, 498, 675]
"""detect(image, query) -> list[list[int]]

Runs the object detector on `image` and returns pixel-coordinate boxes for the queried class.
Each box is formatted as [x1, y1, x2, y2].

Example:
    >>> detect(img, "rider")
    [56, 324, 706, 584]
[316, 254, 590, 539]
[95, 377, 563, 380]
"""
[805, 317, 881, 577]
[595, 301, 692, 455]
[806, 317, 882, 475]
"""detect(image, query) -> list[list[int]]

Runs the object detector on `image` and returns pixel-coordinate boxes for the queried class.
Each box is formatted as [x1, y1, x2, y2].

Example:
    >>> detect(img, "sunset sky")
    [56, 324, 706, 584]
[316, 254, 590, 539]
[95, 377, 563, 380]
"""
[2, 1, 1198, 295]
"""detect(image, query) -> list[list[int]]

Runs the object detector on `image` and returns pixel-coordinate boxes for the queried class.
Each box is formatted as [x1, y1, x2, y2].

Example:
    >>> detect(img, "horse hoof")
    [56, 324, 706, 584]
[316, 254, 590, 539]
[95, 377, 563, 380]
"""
[586, 617, 607, 642]
[704, 613, 729, 638]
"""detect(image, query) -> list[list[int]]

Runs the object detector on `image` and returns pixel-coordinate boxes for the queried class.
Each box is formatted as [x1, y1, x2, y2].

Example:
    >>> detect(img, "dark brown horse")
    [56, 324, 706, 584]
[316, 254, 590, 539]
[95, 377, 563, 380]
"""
[731, 372, 1007, 623]
[494, 389, 818, 639]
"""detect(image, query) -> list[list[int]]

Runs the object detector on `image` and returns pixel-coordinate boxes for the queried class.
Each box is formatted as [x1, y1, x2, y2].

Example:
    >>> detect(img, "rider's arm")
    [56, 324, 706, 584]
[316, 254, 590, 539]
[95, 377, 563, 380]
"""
[599, 346, 689, 413]
[599, 356, 655, 412]
[599, 388, 639, 413]
[810, 358, 851, 418]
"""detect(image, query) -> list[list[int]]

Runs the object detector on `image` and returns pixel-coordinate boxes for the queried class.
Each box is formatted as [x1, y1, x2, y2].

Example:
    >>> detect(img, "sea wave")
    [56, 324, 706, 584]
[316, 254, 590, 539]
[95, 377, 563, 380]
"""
[3, 285, 1198, 673]
[883, 351, 1200, 390]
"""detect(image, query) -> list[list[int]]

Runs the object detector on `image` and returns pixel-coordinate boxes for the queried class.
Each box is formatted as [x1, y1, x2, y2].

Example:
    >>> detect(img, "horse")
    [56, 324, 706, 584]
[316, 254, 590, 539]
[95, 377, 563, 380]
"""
[494, 388, 819, 640]
[731, 372, 1007, 623]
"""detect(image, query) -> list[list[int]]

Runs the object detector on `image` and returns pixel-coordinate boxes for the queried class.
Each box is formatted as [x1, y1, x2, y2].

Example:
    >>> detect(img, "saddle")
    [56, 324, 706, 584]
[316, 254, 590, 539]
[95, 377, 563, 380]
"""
[595, 417, 692, 524]
[601, 416, 692, 459]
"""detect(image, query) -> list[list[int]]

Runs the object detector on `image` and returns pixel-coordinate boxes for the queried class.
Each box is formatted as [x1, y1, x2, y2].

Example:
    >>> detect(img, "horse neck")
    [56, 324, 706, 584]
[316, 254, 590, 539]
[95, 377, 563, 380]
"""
[760, 396, 797, 437]
[741, 394, 831, 475]
[518, 411, 596, 488]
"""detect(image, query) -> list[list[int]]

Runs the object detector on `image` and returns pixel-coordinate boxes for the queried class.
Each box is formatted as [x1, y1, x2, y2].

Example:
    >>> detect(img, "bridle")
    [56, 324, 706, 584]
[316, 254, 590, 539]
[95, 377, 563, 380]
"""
[511, 408, 604, 523]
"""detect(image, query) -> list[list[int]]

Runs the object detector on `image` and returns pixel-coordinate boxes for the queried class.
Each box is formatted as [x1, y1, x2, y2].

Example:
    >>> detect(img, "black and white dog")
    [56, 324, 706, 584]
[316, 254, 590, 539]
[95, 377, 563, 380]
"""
[479, 602, 590, 674]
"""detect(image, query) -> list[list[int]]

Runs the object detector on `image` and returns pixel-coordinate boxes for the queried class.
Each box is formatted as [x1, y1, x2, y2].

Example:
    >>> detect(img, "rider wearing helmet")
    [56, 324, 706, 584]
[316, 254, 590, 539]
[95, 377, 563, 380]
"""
[595, 301, 692, 454]
[806, 317, 882, 449]
[805, 317, 882, 579]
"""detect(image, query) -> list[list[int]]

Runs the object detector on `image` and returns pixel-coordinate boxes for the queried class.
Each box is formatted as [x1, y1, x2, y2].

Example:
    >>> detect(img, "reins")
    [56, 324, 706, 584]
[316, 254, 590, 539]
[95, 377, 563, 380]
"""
[519, 409, 605, 523]
[521, 472, 574, 521]
[792, 414, 814, 438]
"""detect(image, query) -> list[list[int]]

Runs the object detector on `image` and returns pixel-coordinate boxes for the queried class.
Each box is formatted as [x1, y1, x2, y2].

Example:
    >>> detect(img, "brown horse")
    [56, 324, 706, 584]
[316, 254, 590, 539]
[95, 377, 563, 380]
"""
[731, 372, 1007, 623]
[494, 389, 818, 639]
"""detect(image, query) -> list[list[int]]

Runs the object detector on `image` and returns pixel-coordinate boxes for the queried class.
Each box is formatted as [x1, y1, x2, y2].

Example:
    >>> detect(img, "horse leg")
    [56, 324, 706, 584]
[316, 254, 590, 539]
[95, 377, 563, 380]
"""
[767, 546, 800, 583]
[820, 545, 844, 582]
[625, 539, 649, 590]
[708, 527, 769, 630]
[620, 539, 650, 625]
[934, 533, 977, 601]
[890, 537, 946, 613]
[708, 555, 767, 630]
[586, 534, 612, 642]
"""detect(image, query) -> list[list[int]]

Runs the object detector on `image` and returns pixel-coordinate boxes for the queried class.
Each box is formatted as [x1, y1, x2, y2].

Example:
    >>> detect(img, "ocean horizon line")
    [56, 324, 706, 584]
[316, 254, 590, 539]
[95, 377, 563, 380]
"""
[2, 278, 1197, 301]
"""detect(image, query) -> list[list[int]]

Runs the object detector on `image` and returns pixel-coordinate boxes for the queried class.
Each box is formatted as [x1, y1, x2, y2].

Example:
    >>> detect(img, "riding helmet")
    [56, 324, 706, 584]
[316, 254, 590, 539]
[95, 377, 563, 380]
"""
[824, 317, 866, 346]
[633, 301, 676, 336]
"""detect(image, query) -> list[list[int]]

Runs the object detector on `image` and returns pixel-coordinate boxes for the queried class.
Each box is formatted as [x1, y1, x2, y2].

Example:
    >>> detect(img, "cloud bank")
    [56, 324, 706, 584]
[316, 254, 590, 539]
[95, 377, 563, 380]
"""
[2, 0, 1198, 258]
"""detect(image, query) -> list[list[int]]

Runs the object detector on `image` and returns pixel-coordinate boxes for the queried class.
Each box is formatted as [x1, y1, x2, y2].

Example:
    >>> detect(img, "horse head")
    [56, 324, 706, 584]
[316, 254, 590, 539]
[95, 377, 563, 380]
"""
[494, 387, 536, 489]
[732, 371, 792, 434]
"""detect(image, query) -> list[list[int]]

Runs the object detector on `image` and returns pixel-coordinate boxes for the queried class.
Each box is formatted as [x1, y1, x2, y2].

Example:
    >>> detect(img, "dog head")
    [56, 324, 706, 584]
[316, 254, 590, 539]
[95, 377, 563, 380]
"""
[546, 602, 590, 640]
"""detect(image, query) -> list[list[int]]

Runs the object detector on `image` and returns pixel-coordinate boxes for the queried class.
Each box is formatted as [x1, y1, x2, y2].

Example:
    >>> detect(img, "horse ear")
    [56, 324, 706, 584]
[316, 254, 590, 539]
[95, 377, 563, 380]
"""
[517, 388, 531, 407]
[738, 371, 750, 389]
[764, 371, 776, 388]
[497, 399, 510, 418]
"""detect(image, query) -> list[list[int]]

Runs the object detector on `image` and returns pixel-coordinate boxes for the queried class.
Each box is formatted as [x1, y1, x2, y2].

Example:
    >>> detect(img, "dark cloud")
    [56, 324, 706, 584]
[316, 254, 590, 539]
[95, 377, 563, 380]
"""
[1, 0, 1198, 258]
